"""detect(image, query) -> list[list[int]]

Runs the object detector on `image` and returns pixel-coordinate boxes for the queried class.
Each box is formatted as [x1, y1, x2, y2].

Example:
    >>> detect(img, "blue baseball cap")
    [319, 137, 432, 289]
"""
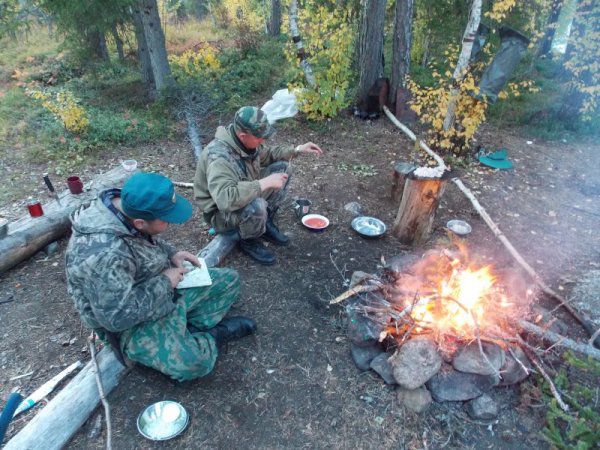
[121, 173, 192, 224]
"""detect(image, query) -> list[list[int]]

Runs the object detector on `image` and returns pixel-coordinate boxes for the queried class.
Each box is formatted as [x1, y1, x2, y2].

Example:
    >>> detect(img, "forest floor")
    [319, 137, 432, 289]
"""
[1, 114, 599, 449]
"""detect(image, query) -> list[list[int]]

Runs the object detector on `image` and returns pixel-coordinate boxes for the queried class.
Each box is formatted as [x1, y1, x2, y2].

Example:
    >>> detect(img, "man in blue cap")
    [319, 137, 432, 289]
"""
[65, 172, 256, 381]
[194, 106, 322, 265]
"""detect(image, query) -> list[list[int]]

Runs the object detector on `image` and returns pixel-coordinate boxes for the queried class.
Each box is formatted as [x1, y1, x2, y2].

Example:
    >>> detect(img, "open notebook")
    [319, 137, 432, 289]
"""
[176, 259, 212, 289]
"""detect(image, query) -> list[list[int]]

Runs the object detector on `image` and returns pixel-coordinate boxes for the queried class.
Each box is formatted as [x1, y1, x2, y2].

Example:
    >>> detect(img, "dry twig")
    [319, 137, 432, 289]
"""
[518, 339, 569, 412]
[329, 284, 380, 305]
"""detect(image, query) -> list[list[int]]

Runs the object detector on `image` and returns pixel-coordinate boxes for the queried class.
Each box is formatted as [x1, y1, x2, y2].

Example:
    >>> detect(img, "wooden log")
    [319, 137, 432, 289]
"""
[392, 173, 447, 245]
[199, 233, 238, 268]
[0, 168, 133, 275]
[4, 348, 128, 450]
[391, 161, 416, 203]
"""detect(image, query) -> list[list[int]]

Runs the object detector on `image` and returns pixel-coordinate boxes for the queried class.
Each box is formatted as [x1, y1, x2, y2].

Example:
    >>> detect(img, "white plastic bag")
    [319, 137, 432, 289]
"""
[261, 89, 299, 123]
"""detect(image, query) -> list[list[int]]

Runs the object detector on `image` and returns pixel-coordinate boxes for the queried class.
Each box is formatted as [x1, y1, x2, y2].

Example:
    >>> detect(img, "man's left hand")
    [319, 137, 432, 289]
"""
[171, 251, 201, 268]
[296, 142, 323, 155]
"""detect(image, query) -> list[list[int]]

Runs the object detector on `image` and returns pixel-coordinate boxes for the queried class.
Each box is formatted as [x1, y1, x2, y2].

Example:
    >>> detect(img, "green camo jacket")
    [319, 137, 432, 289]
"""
[65, 193, 177, 333]
[193, 124, 294, 218]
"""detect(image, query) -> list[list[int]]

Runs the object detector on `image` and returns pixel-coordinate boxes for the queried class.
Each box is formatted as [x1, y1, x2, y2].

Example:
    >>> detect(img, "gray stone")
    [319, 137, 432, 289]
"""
[389, 337, 442, 389]
[453, 341, 505, 376]
[465, 394, 499, 420]
[426, 365, 497, 402]
[44, 241, 60, 256]
[351, 343, 384, 371]
[346, 302, 381, 347]
[370, 353, 396, 384]
[498, 347, 531, 386]
[343, 202, 363, 216]
[397, 387, 432, 413]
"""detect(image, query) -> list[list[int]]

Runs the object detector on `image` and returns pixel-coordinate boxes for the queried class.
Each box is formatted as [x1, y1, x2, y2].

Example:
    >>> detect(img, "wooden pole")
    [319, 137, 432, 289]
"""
[4, 348, 128, 450]
[393, 173, 447, 245]
[391, 162, 416, 203]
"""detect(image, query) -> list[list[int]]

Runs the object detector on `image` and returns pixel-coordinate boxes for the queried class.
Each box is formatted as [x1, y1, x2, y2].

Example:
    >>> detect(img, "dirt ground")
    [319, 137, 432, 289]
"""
[1, 115, 598, 449]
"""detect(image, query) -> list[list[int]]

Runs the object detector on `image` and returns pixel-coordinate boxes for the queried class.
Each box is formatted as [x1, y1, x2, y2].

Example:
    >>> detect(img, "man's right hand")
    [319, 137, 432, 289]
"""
[259, 173, 289, 192]
[162, 267, 189, 288]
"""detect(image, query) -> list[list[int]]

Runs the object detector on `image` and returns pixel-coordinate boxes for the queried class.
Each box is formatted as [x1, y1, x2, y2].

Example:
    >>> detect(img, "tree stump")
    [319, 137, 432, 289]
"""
[392, 172, 447, 245]
[391, 161, 416, 204]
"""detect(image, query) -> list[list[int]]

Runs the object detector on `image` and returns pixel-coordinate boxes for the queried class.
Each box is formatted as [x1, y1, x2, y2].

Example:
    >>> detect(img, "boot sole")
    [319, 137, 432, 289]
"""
[262, 235, 290, 246]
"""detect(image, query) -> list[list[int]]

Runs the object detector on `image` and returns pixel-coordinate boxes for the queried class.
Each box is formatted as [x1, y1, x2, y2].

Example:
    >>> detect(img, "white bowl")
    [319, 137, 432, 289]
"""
[301, 214, 330, 231]
[121, 159, 138, 172]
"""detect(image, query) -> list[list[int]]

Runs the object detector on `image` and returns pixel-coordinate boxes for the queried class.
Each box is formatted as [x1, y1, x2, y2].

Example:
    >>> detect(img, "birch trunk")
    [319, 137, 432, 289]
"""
[357, 0, 386, 105]
[389, 0, 414, 104]
[442, 0, 482, 131]
[138, 0, 174, 93]
[289, 0, 316, 87]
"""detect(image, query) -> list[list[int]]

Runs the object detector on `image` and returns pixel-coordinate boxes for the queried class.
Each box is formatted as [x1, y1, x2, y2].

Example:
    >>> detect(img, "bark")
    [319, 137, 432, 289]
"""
[111, 23, 125, 61]
[138, 0, 174, 93]
[185, 110, 203, 163]
[537, 0, 562, 56]
[389, 0, 415, 104]
[357, 0, 386, 106]
[198, 234, 239, 268]
[268, 0, 281, 36]
[87, 30, 109, 61]
[288, 0, 316, 87]
[391, 161, 416, 203]
[132, 5, 156, 97]
[442, 0, 482, 131]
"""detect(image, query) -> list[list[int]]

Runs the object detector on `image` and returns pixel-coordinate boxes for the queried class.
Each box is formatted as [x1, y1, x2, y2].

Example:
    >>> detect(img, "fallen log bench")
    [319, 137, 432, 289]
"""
[0, 167, 133, 276]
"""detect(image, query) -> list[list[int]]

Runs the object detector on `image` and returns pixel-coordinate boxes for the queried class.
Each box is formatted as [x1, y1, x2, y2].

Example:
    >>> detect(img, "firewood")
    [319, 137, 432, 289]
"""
[329, 284, 381, 305]
[391, 162, 416, 203]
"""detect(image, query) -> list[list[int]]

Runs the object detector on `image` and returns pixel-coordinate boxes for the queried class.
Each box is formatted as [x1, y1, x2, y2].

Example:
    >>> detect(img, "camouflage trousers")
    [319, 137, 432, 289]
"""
[211, 161, 291, 240]
[119, 268, 240, 382]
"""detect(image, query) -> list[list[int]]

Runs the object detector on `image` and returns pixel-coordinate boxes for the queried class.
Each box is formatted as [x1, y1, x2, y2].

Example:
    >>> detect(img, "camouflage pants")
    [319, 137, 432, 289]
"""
[119, 268, 240, 382]
[211, 161, 291, 240]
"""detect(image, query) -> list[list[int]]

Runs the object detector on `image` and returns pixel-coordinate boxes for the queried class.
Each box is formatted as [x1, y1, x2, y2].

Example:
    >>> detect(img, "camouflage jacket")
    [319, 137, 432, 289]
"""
[65, 191, 177, 333]
[193, 124, 294, 219]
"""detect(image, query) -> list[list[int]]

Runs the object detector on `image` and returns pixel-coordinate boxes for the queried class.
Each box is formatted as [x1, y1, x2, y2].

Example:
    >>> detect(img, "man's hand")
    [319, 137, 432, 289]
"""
[259, 173, 289, 192]
[295, 142, 323, 155]
[171, 251, 201, 268]
[162, 267, 189, 288]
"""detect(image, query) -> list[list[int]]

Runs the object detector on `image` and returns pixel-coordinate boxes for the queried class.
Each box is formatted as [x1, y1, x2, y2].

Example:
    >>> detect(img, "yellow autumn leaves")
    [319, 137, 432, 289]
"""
[27, 89, 89, 134]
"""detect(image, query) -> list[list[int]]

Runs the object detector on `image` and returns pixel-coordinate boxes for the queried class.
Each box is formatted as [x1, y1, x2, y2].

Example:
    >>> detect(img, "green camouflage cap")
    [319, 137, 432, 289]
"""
[233, 106, 275, 139]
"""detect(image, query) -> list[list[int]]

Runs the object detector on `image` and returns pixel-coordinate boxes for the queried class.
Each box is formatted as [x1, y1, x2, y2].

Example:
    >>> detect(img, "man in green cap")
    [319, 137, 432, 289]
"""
[194, 106, 322, 264]
[65, 172, 256, 381]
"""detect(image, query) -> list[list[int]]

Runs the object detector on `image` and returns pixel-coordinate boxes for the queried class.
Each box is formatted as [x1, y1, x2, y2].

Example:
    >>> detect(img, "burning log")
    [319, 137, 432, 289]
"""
[392, 173, 447, 245]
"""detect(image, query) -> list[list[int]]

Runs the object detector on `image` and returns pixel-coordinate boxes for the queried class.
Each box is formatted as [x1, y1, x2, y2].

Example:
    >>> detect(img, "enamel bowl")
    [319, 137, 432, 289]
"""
[137, 401, 189, 441]
[351, 216, 386, 238]
[301, 214, 330, 232]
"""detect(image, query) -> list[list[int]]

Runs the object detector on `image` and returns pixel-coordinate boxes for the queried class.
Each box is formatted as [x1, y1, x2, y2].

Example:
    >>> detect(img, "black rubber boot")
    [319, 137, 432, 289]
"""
[239, 238, 276, 265]
[207, 316, 257, 345]
[264, 218, 290, 246]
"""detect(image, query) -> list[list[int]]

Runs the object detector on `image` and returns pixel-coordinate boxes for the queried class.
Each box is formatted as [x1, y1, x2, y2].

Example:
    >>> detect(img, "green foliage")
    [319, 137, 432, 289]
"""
[338, 162, 377, 177]
[540, 352, 600, 450]
[285, 0, 356, 120]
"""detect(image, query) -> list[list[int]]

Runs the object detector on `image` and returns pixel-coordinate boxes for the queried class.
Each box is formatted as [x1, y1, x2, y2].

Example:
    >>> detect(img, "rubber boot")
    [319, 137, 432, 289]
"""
[263, 207, 290, 246]
[207, 316, 257, 346]
[239, 238, 276, 265]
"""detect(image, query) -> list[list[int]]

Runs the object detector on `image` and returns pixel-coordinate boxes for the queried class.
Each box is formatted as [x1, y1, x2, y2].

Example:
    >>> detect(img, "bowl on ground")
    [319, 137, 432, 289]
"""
[137, 401, 189, 441]
[301, 214, 330, 232]
[446, 219, 472, 236]
[351, 216, 386, 238]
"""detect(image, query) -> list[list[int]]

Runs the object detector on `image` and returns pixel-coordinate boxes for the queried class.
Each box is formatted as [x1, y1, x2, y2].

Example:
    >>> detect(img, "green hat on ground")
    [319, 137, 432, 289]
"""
[233, 106, 275, 139]
[121, 172, 192, 224]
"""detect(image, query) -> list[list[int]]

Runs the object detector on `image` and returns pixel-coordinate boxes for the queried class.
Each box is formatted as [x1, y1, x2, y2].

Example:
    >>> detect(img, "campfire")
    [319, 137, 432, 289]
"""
[377, 246, 534, 354]
[342, 245, 543, 417]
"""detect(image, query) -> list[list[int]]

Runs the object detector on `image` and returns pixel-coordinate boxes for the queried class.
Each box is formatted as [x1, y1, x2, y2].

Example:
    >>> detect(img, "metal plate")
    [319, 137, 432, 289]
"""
[446, 219, 472, 236]
[351, 216, 386, 238]
[137, 401, 189, 441]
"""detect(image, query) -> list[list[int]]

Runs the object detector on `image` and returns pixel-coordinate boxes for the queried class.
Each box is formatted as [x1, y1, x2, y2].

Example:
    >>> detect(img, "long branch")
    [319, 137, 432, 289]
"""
[89, 339, 112, 450]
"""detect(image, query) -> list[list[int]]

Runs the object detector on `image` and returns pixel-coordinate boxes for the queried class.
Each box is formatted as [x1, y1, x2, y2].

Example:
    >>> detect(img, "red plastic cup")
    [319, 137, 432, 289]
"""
[27, 199, 44, 217]
[67, 176, 84, 195]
